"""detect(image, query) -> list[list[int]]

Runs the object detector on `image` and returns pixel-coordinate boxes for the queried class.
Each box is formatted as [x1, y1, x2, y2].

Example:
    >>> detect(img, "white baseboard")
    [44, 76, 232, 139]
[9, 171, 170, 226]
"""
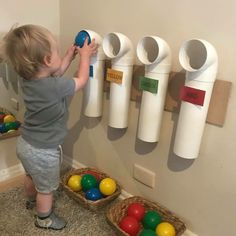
[0, 163, 24, 182]
[63, 156, 198, 236]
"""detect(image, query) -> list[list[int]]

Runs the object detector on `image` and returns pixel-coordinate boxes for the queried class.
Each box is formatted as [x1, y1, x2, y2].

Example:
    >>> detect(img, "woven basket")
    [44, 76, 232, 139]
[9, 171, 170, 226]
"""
[106, 196, 186, 236]
[0, 107, 21, 140]
[61, 167, 121, 211]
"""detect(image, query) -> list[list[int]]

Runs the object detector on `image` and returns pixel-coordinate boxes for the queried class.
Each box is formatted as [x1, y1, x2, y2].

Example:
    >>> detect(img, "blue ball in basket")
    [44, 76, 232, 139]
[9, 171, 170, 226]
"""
[85, 187, 103, 201]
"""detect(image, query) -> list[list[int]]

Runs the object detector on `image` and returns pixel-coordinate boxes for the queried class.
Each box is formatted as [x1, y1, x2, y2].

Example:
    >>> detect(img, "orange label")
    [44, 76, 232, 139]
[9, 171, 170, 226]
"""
[106, 68, 123, 84]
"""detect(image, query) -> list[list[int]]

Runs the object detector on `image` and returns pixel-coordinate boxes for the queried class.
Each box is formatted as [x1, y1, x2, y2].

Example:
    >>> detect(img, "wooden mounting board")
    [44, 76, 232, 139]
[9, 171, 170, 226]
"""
[104, 63, 232, 127]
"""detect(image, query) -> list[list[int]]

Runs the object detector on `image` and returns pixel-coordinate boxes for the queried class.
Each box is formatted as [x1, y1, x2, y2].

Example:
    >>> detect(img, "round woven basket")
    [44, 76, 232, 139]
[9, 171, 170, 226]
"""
[0, 107, 21, 140]
[61, 167, 121, 211]
[106, 196, 186, 236]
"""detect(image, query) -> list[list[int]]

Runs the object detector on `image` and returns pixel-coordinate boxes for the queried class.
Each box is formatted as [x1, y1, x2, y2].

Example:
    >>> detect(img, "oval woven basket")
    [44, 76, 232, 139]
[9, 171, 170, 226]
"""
[106, 196, 186, 236]
[61, 167, 121, 211]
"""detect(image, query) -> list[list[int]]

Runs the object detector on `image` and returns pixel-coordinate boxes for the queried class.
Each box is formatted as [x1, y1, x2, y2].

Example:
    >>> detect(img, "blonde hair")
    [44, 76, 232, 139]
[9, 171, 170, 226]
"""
[0, 24, 54, 79]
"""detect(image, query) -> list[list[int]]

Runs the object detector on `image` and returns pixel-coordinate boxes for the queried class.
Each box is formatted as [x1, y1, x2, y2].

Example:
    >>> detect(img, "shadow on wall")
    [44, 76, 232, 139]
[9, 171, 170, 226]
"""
[62, 94, 102, 167]
[62, 96, 84, 166]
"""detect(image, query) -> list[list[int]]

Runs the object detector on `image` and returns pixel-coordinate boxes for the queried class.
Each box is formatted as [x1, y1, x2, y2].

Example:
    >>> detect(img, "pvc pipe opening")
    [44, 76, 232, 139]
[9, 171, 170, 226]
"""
[137, 37, 160, 64]
[137, 36, 171, 74]
[103, 33, 121, 58]
[102, 32, 134, 65]
[179, 39, 211, 72]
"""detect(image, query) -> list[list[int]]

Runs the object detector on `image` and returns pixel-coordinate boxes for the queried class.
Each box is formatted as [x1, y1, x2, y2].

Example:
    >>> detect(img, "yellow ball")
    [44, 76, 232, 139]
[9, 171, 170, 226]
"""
[156, 222, 176, 236]
[67, 175, 82, 192]
[4, 114, 16, 123]
[99, 178, 116, 196]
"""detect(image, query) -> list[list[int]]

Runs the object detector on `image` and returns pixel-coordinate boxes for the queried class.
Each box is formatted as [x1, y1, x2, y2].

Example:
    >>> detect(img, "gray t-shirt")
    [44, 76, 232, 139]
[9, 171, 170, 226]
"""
[20, 76, 75, 149]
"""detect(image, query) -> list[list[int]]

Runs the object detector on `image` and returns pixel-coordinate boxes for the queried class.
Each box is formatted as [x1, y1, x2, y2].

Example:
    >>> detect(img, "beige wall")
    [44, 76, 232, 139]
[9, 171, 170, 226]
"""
[60, 1, 236, 236]
[0, 1, 60, 169]
[1, 1, 235, 235]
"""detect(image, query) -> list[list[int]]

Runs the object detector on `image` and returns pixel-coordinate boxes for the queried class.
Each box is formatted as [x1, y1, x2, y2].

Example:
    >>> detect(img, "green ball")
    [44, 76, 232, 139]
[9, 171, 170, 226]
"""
[4, 122, 18, 131]
[81, 174, 97, 191]
[139, 229, 157, 236]
[142, 210, 162, 230]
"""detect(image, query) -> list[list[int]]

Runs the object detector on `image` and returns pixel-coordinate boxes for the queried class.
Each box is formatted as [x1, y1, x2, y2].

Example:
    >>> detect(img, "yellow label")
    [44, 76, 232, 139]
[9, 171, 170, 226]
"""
[106, 68, 123, 84]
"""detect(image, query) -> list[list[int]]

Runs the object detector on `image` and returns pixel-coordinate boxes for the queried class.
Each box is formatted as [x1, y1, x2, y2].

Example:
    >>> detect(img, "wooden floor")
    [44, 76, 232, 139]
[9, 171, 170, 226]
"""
[0, 175, 24, 193]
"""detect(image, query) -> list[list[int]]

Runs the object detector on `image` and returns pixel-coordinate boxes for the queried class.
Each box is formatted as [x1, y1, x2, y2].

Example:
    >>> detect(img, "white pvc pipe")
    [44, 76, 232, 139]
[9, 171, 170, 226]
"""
[174, 39, 218, 159]
[102, 32, 134, 128]
[136, 36, 172, 142]
[82, 30, 106, 117]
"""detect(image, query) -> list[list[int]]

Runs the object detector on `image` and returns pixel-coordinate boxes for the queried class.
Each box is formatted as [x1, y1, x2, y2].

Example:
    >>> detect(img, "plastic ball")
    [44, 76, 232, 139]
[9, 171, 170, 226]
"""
[4, 122, 18, 131]
[7, 129, 15, 133]
[142, 210, 162, 230]
[15, 120, 21, 129]
[139, 229, 157, 236]
[0, 114, 5, 123]
[156, 222, 176, 236]
[85, 187, 103, 201]
[82, 170, 101, 182]
[119, 216, 141, 236]
[99, 178, 116, 196]
[74, 30, 91, 48]
[0, 123, 7, 133]
[127, 202, 145, 221]
[3, 114, 16, 123]
[67, 175, 82, 191]
[81, 174, 97, 191]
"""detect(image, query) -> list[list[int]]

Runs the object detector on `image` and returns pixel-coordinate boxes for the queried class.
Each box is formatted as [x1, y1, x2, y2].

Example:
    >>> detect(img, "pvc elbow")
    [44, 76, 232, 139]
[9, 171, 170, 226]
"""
[102, 32, 134, 66]
[137, 36, 172, 74]
[79, 30, 105, 60]
[179, 39, 218, 82]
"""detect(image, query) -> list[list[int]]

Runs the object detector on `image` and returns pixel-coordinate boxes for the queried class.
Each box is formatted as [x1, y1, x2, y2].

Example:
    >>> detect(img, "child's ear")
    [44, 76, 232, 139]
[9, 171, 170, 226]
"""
[44, 55, 51, 66]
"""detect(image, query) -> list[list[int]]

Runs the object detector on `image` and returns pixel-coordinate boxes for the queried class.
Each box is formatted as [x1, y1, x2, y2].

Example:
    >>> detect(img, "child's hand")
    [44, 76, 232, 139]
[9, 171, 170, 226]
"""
[65, 44, 77, 62]
[76, 38, 98, 58]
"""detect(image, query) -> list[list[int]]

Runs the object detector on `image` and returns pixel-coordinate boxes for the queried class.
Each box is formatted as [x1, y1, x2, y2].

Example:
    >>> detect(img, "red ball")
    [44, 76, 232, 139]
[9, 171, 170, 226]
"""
[127, 203, 145, 221]
[82, 170, 101, 182]
[0, 114, 5, 123]
[119, 216, 141, 236]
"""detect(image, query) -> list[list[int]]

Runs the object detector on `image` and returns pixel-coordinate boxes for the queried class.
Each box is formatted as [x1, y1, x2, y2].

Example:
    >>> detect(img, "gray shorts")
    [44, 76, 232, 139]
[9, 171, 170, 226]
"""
[16, 136, 63, 194]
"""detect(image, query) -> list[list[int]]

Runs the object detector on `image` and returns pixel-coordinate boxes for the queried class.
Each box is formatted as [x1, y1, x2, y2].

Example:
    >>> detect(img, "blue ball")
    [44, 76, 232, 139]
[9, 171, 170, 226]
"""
[85, 187, 103, 201]
[0, 123, 7, 133]
[74, 30, 91, 48]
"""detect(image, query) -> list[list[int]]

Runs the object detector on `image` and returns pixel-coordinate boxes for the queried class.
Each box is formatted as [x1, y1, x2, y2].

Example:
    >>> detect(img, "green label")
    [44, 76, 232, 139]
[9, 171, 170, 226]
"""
[139, 76, 159, 94]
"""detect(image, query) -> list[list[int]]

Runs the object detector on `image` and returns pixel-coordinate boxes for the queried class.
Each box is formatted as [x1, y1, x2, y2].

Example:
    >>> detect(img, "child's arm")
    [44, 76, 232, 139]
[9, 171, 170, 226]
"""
[73, 38, 98, 92]
[52, 45, 77, 77]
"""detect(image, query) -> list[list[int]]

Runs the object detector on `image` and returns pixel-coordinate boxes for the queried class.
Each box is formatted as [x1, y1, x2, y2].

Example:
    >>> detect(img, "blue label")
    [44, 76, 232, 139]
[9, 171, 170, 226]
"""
[89, 65, 93, 78]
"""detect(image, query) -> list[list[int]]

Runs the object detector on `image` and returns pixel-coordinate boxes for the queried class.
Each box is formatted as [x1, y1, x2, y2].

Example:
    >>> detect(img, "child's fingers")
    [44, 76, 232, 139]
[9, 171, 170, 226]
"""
[84, 37, 89, 45]
[89, 38, 97, 47]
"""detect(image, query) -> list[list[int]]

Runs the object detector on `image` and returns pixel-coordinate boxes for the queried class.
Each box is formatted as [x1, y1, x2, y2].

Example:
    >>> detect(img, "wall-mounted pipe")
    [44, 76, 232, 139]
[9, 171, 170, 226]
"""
[102, 32, 134, 128]
[173, 39, 218, 159]
[136, 36, 172, 142]
[75, 30, 106, 117]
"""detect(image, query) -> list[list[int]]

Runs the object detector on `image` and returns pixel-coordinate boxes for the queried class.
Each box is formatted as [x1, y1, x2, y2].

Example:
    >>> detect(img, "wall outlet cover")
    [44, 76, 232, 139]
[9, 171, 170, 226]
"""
[133, 163, 155, 188]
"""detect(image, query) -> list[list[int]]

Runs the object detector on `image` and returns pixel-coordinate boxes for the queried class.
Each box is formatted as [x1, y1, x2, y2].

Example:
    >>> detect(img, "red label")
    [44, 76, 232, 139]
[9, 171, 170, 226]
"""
[180, 86, 206, 106]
